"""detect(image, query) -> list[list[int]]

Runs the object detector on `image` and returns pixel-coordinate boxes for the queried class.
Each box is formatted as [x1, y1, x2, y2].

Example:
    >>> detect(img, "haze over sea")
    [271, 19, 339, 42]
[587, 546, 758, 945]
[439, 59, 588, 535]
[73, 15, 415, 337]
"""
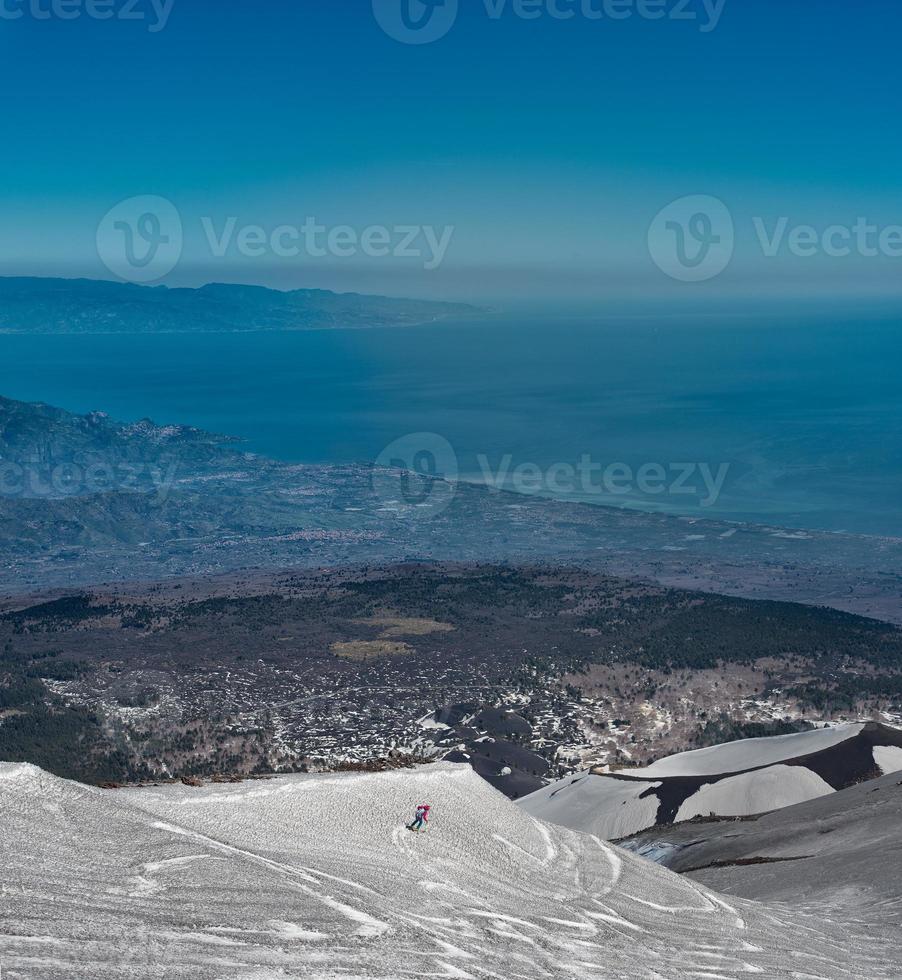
[3, 311, 900, 538]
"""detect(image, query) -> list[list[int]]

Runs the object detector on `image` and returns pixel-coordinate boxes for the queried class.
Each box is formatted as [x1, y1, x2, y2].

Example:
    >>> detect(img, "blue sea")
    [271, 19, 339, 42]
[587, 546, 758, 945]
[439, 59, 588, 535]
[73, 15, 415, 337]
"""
[3, 313, 901, 537]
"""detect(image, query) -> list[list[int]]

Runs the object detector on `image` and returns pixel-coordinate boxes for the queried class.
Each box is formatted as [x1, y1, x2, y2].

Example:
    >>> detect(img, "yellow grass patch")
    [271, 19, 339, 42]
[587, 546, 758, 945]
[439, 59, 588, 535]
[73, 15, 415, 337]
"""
[351, 616, 455, 638]
[331, 640, 414, 662]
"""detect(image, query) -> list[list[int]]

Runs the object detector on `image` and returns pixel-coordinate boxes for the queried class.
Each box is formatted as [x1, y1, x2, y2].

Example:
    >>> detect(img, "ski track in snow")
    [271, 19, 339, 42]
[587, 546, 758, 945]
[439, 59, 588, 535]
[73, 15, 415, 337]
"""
[0, 761, 898, 979]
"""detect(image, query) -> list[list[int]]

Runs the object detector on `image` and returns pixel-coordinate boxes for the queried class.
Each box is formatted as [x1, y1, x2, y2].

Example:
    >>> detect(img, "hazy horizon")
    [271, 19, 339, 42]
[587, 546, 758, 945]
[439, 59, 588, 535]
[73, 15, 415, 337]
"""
[4, 2, 902, 306]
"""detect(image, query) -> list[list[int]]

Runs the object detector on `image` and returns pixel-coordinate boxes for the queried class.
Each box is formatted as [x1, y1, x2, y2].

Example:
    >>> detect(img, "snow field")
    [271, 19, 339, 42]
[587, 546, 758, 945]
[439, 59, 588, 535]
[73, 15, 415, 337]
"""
[0, 760, 897, 979]
[629, 723, 863, 778]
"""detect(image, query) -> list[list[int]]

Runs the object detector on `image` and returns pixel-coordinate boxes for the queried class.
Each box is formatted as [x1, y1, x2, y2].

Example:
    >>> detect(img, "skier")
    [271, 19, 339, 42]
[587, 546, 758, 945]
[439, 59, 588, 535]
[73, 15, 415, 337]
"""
[407, 803, 431, 833]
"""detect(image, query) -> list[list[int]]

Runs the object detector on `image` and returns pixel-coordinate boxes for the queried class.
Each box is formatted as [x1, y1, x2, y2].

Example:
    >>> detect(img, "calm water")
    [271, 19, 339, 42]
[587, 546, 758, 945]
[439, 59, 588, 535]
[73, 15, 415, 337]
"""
[3, 314, 901, 536]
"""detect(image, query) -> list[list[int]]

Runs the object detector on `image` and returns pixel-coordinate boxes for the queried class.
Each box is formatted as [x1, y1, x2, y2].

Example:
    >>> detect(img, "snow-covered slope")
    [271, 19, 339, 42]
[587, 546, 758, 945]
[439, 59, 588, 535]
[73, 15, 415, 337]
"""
[672, 765, 833, 822]
[1, 760, 899, 978]
[519, 722, 902, 840]
[627, 723, 864, 777]
[513, 771, 665, 840]
[874, 744, 902, 775]
[621, 769, 902, 911]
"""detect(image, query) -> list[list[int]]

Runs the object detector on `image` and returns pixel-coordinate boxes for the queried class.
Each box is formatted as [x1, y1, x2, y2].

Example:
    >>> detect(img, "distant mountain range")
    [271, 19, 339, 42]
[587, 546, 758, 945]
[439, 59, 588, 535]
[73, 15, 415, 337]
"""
[3, 393, 902, 630]
[0, 277, 479, 333]
[0, 393, 234, 471]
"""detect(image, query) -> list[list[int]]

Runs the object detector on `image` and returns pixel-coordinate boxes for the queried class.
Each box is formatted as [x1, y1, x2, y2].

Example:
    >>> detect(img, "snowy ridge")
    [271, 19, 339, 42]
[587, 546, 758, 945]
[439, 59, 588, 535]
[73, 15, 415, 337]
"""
[518, 722, 902, 841]
[626, 768, 902, 910]
[0, 760, 899, 978]
[673, 764, 833, 822]
[627, 723, 864, 777]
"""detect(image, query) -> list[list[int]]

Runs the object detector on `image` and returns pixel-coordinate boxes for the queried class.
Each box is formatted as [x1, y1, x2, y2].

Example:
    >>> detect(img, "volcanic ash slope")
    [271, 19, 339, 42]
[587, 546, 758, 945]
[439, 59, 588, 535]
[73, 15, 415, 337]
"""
[519, 722, 902, 840]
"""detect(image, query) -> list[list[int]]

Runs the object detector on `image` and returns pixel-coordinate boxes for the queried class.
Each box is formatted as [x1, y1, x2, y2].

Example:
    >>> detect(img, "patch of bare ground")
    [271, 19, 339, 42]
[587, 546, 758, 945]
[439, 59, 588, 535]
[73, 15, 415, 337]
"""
[680, 855, 812, 874]
[330, 640, 414, 662]
[351, 617, 455, 637]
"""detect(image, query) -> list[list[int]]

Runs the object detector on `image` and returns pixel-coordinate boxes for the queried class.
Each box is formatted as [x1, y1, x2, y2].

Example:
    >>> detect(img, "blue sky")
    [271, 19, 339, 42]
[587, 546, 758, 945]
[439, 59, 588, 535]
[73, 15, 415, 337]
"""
[2, 0, 902, 306]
